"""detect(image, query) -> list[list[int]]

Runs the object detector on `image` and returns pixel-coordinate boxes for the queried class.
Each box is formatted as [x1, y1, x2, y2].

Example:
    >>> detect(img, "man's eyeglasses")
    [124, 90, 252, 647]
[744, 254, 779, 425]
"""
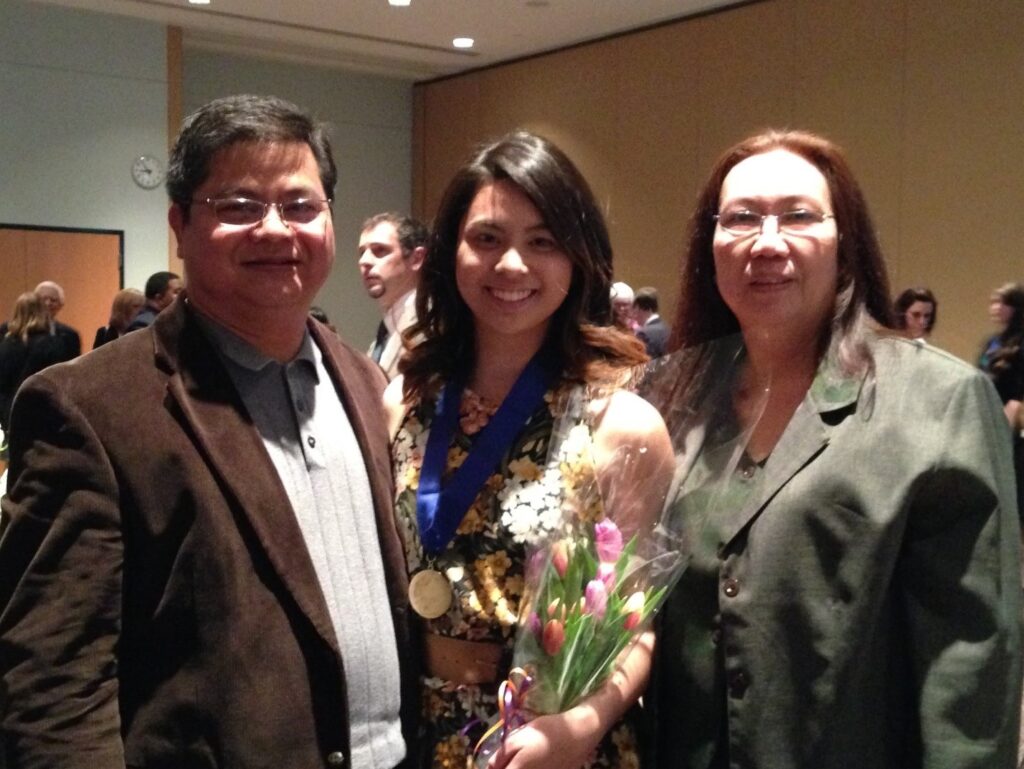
[192, 197, 332, 226]
[714, 208, 834, 238]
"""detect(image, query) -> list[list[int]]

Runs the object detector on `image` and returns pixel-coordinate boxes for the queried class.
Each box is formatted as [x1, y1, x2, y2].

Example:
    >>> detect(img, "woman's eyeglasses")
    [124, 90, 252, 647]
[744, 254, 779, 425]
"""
[714, 208, 834, 238]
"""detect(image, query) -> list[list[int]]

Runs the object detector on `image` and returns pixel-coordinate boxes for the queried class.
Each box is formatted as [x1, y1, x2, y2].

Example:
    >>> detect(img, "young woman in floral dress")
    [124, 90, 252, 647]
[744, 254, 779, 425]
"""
[384, 132, 672, 769]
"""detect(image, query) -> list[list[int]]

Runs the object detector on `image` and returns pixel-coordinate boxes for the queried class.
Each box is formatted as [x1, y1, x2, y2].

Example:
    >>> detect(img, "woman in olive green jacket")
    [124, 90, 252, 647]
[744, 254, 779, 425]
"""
[645, 130, 1021, 769]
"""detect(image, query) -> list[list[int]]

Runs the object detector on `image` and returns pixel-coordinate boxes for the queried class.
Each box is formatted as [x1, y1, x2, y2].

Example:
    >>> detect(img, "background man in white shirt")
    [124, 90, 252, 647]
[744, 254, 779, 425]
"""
[357, 212, 427, 379]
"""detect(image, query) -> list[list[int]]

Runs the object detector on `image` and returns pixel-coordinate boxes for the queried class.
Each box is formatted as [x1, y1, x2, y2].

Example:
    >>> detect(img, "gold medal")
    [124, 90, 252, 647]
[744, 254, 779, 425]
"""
[409, 569, 452, 619]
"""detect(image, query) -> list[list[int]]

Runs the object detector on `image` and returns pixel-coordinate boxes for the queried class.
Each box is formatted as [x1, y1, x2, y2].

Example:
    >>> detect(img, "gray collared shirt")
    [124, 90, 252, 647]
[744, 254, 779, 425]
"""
[195, 312, 404, 769]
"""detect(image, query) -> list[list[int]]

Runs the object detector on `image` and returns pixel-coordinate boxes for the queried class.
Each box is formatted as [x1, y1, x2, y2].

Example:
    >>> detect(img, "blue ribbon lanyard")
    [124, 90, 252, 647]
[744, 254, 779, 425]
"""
[416, 355, 554, 555]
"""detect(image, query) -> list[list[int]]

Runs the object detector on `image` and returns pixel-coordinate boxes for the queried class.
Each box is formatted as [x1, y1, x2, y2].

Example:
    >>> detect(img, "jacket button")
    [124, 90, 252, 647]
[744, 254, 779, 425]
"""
[722, 578, 740, 598]
[728, 670, 749, 697]
[326, 751, 346, 767]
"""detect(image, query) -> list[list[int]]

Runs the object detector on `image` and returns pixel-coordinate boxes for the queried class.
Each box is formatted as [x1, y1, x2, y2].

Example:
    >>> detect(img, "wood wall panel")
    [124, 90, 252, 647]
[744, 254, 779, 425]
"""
[899, 0, 1024, 357]
[416, 75, 482, 219]
[691, 3, 795, 166]
[608, 23, 703, 301]
[414, 0, 1023, 361]
[790, 0, 905, 279]
[167, 26, 183, 271]
[0, 230, 31, 319]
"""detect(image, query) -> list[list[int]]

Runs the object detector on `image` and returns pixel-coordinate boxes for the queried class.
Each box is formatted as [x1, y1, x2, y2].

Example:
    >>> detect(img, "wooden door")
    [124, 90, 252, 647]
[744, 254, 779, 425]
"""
[0, 225, 123, 352]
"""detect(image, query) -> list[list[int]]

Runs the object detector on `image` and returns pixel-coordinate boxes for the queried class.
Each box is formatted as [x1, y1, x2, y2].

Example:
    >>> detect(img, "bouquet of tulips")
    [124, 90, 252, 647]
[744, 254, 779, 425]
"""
[472, 339, 762, 767]
[510, 513, 679, 716]
[473, 478, 674, 759]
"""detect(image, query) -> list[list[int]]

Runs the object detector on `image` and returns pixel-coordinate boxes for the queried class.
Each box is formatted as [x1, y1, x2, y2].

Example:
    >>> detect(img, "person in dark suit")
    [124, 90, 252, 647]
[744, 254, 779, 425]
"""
[0, 94, 417, 769]
[357, 213, 428, 381]
[632, 286, 669, 358]
[125, 271, 183, 332]
[26, 281, 80, 360]
[645, 130, 1020, 769]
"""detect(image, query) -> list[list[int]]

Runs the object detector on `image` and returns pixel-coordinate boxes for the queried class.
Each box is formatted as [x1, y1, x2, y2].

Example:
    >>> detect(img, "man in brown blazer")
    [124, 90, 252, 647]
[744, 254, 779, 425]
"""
[0, 95, 417, 769]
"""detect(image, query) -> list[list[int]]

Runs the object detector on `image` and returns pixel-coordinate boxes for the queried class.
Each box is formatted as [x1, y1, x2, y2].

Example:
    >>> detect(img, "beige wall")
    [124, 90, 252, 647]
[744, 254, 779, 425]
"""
[413, 0, 1023, 362]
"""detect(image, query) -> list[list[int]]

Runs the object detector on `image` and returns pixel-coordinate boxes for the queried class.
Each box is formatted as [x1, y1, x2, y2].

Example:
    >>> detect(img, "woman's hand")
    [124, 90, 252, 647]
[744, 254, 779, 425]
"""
[487, 708, 602, 769]
[487, 631, 654, 769]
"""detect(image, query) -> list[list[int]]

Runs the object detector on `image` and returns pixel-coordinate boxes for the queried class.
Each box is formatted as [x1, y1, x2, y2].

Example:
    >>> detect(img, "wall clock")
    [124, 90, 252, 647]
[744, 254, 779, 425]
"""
[131, 155, 165, 190]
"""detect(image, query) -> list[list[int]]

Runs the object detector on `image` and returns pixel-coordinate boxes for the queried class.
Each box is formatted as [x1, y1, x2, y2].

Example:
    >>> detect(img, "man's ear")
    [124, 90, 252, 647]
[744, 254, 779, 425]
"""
[168, 204, 186, 261]
[408, 245, 427, 273]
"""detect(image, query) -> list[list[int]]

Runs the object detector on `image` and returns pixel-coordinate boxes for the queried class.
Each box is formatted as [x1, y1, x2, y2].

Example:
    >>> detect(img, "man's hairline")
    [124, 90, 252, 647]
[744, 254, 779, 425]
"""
[174, 137, 330, 215]
[359, 222, 415, 261]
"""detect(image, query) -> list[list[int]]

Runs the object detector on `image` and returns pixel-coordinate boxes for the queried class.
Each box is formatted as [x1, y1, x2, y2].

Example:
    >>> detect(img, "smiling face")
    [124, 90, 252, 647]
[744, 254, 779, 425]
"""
[713, 149, 839, 346]
[455, 180, 573, 358]
[904, 300, 934, 338]
[169, 140, 334, 336]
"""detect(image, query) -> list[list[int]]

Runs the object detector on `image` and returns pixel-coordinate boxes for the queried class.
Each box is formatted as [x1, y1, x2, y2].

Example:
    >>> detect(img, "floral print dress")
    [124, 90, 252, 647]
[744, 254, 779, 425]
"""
[392, 386, 640, 769]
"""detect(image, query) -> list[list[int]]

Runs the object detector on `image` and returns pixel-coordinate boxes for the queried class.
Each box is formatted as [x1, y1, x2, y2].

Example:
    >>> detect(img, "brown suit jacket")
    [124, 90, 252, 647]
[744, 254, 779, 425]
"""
[0, 299, 418, 769]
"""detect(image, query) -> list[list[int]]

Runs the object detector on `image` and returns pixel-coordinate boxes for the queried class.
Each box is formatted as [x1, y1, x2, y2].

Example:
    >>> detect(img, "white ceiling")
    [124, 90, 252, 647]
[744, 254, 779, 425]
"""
[30, 0, 742, 81]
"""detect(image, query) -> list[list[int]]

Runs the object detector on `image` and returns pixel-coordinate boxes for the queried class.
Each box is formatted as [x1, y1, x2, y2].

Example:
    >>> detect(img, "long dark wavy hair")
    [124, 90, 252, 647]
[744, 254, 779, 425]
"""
[669, 129, 893, 375]
[984, 282, 1024, 381]
[400, 131, 646, 403]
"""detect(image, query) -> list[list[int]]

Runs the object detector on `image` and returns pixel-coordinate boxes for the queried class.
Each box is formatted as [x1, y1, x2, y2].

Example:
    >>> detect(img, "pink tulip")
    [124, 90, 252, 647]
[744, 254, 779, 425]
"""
[543, 619, 565, 655]
[526, 611, 542, 638]
[596, 562, 617, 591]
[551, 541, 569, 578]
[584, 579, 608, 620]
[594, 519, 623, 563]
[623, 591, 645, 630]
[526, 548, 547, 582]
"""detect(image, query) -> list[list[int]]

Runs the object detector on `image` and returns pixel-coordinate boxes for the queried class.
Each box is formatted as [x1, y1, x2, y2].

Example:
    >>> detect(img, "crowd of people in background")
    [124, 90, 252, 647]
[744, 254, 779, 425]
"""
[0, 93, 1022, 769]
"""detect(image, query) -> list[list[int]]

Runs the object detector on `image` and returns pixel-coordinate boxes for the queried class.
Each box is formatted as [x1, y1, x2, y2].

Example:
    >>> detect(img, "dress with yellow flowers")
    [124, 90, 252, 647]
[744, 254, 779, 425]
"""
[392, 386, 640, 769]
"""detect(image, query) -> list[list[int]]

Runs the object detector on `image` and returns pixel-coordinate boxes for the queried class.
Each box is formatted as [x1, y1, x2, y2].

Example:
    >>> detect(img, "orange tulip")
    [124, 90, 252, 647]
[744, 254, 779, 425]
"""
[551, 541, 569, 578]
[543, 619, 565, 655]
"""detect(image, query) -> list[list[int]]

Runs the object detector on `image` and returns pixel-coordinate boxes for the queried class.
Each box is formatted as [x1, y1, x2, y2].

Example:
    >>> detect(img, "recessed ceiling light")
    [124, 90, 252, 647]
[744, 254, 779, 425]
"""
[188, 0, 211, 5]
[452, 37, 474, 49]
[388, 0, 411, 6]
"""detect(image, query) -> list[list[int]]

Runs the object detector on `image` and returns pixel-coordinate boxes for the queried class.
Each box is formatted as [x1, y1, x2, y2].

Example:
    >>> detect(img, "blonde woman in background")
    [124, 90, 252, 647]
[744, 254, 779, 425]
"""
[0, 292, 66, 436]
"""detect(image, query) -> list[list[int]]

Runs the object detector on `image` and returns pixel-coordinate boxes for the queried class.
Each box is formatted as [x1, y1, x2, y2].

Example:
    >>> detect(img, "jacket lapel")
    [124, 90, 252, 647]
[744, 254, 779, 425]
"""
[719, 356, 865, 548]
[154, 302, 341, 654]
[377, 292, 416, 379]
[378, 331, 403, 379]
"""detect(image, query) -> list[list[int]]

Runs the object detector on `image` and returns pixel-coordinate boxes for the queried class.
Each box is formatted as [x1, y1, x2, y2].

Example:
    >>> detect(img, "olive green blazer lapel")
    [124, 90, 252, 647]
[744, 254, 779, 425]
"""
[719, 360, 865, 550]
